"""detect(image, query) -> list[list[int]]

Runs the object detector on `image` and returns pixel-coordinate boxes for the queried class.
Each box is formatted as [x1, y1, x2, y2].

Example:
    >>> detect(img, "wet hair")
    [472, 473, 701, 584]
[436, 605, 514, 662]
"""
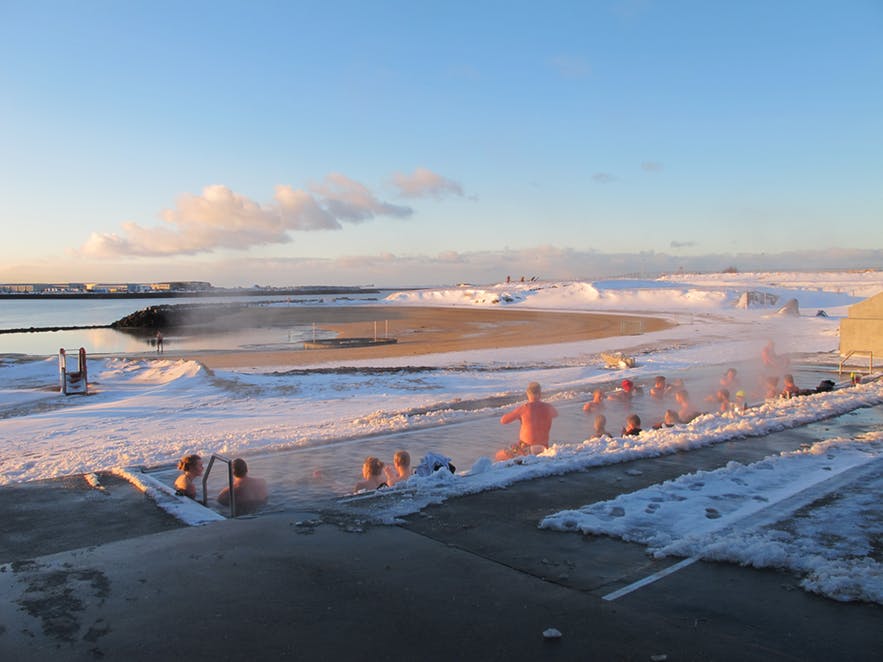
[654, 376, 666, 384]
[363, 456, 384, 477]
[626, 413, 641, 429]
[393, 450, 410, 468]
[232, 458, 248, 478]
[664, 409, 680, 425]
[526, 382, 541, 397]
[783, 374, 795, 385]
[177, 454, 201, 472]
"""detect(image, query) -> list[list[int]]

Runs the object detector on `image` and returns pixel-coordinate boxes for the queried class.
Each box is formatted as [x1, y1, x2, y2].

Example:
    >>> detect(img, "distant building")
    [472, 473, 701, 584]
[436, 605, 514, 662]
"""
[0, 283, 36, 293]
[840, 291, 883, 366]
[0, 282, 86, 293]
[1, 281, 214, 295]
[150, 281, 212, 292]
[85, 283, 141, 293]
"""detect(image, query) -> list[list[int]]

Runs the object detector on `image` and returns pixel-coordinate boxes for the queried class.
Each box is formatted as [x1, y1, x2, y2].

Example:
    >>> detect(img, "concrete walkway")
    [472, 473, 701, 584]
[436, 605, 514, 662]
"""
[2, 407, 882, 661]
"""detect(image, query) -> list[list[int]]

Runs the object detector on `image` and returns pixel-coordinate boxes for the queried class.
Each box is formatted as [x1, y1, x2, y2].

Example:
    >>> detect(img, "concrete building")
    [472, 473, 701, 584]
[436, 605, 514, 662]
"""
[839, 291, 883, 367]
[0, 283, 86, 293]
[85, 283, 139, 293]
[149, 281, 212, 292]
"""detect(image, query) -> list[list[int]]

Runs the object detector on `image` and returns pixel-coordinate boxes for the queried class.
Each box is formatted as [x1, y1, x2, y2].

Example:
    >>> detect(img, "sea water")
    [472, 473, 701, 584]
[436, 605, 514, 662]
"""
[0, 292, 390, 356]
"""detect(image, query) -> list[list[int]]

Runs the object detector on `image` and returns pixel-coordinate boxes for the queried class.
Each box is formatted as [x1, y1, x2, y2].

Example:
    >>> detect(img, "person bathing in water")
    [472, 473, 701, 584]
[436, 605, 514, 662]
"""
[496, 382, 558, 460]
[720, 368, 739, 390]
[607, 379, 636, 403]
[217, 458, 268, 515]
[653, 409, 681, 429]
[621, 413, 642, 436]
[649, 376, 670, 400]
[174, 454, 203, 499]
[384, 450, 412, 486]
[780, 374, 801, 398]
[675, 389, 700, 423]
[591, 414, 610, 438]
[582, 388, 605, 413]
[355, 456, 387, 491]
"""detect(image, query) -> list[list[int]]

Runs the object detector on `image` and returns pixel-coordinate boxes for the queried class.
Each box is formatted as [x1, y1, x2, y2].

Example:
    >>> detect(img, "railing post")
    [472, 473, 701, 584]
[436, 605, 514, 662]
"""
[201, 453, 236, 517]
[228, 459, 236, 517]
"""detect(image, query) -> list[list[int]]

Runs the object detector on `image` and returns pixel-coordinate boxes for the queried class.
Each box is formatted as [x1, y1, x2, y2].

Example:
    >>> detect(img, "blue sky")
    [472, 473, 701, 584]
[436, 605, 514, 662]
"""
[1, 0, 881, 286]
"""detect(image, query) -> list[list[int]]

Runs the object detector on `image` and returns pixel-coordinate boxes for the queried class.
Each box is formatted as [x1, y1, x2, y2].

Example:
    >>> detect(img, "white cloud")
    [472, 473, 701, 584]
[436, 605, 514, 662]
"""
[390, 168, 464, 199]
[642, 161, 664, 172]
[79, 176, 412, 258]
[274, 186, 340, 231]
[310, 173, 412, 221]
[593, 172, 617, 184]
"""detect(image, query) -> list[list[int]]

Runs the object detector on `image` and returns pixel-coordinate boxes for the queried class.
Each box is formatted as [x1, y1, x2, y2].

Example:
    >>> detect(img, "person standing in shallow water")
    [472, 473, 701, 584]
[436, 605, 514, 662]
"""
[155, 330, 164, 354]
[496, 381, 558, 460]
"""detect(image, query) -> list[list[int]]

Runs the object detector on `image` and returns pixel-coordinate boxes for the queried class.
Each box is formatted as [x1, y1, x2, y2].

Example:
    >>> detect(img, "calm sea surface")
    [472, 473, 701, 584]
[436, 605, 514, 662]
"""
[0, 293, 391, 356]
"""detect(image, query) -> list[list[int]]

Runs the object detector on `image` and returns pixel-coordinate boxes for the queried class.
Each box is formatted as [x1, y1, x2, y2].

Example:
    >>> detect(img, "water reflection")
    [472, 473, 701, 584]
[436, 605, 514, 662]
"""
[0, 325, 329, 356]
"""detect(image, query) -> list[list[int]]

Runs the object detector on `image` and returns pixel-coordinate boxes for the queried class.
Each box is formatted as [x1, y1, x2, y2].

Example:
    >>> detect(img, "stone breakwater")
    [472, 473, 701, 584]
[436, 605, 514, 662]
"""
[110, 303, 248, 330]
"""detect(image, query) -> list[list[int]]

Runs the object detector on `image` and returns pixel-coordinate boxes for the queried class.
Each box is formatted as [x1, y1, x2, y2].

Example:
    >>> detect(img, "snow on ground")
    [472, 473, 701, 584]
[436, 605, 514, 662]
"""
[2, 271, 882, 603]
[540, 436, 883, 604]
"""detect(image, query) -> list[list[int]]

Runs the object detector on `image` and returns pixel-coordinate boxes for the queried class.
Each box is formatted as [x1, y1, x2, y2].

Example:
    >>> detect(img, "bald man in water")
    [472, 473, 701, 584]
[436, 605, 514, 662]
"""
[496, 382, 558, 460]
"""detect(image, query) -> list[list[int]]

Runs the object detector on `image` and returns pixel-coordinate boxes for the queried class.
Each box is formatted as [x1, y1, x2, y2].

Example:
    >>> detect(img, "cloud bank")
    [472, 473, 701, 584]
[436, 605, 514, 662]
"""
[79, 172, 426, 258]
[205, 246, 883, 287]
[11, 247, 883, 288]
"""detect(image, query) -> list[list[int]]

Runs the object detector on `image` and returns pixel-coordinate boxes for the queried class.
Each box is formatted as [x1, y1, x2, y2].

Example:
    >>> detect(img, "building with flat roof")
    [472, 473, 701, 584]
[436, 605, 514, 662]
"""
[840, 291, 883, 367]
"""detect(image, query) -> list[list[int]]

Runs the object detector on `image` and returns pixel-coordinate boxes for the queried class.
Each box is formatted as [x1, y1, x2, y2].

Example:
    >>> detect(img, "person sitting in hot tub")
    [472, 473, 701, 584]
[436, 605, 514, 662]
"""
[355, 456, 388, 492]
[384, 450, 412, 487]
[621, 413, 642, 436]
[174, 454, 203, 499]
[217, 458, 268, 515]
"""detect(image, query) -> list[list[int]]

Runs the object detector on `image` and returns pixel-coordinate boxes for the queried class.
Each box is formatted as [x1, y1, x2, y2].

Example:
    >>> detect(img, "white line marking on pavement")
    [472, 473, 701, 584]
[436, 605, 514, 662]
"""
[602, 557, 698, 601]
[601, 457, 883, 601]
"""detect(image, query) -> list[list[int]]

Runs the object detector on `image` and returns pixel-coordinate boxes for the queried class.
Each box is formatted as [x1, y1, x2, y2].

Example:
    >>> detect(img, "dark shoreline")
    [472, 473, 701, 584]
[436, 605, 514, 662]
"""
[0, 324, 110, 335]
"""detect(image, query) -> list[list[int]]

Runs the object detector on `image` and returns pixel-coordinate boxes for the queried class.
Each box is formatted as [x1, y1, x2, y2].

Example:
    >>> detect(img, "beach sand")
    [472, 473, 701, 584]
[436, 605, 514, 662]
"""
[190, 306, 673, 369]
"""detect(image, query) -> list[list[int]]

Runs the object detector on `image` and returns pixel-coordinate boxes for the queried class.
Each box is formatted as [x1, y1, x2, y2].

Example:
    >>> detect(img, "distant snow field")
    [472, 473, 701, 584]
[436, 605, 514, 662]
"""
[2, 271, 882, 604]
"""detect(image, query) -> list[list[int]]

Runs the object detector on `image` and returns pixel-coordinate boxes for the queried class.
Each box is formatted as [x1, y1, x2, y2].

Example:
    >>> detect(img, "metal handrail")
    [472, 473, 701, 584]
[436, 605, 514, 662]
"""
[202, 453, 236, 518]
[839, 350, 874, 377]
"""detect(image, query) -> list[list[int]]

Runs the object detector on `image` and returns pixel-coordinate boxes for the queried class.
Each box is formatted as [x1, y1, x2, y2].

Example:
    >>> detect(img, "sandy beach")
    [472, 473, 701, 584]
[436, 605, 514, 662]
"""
[189, 306, 673, 369]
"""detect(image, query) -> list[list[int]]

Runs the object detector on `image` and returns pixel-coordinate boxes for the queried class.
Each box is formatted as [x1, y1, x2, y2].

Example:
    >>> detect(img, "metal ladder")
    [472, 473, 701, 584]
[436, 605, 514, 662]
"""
[839, 350, 875, 377]
[201, 453, 236, 517]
